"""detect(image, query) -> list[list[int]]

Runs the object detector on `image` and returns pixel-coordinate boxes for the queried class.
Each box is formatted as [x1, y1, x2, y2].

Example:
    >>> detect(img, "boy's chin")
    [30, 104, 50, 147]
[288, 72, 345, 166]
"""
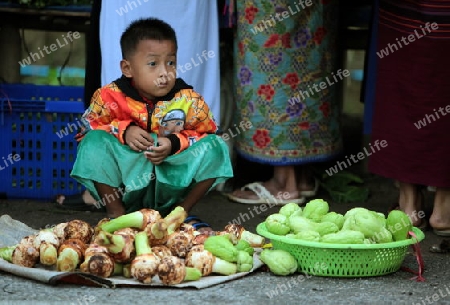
[152, 87, 172, 97]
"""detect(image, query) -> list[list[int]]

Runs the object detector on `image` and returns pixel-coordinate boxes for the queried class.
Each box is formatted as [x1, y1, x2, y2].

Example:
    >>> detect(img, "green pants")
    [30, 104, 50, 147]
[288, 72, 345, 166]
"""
[71, 130, 233, 216]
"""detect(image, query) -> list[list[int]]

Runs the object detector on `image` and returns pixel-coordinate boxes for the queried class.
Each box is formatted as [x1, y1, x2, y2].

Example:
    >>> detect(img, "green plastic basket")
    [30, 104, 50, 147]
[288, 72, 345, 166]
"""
[256, 222, 425, 277]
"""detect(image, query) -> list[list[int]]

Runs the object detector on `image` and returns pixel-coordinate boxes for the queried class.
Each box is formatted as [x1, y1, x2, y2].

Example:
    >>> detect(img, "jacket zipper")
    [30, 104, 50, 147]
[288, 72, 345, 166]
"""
[146, 103, 153, 132]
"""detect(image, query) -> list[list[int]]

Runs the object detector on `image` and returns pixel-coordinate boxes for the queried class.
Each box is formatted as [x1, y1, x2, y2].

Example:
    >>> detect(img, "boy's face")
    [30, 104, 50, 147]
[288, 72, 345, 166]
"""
[121, 39, 177, 100]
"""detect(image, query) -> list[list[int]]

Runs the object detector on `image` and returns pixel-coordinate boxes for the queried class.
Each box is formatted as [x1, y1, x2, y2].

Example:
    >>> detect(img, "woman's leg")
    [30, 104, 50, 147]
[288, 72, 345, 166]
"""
[230, 165, 302, 201]
[297, 165, 317, 194]
[398, 181, 424, 227]
[430, 187, 450, 230]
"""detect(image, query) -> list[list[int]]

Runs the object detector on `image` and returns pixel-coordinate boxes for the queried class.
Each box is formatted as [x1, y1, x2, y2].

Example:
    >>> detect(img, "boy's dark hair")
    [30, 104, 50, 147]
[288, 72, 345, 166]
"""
[120, 17, 177, 59]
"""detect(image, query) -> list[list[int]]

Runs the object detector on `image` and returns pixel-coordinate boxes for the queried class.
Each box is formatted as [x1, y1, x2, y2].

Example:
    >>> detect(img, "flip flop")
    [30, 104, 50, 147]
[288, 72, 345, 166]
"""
[54, 193, 101, 212]
[226, 182, 305, 205]
[184, 215, 212, 231]
[429, 239, 450, 253]
[433, 229, 450, 237]
[299, 177, 319, 197]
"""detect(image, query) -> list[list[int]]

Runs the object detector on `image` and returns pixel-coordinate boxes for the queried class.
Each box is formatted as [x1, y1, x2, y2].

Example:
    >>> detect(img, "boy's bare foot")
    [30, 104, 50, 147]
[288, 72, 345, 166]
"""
[55, 190, 96, 205]
[54, 190, 99, 211]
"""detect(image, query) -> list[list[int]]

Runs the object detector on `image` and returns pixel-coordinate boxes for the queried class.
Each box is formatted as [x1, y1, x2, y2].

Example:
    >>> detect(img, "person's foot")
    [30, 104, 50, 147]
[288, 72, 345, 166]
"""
[298, 176, 318, 197]
[429, 216, 450, 232]
[54, 190, 100, 212]
[398, 183, 426, 227]
[55, 190, 96, 205]
[297, 166, 318, 197]
[429, 188, 450, 234]
[230, 179, 301, 203]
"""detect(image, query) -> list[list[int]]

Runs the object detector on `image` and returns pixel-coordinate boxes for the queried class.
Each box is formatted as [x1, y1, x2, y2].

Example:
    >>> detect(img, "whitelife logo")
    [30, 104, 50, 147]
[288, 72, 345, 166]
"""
[414, 104, 450, 129]
[288, 69, 350, 105]
[154, 50, 215, 86]
[190, 121, 252, 158]
[250, 0, 313, 34]
[376, 22, 438, 59]
[115, 0, 148, 16]
[18, 32, 81, 67]
[325, 140, 388, 176]
[0, 153, 21, 171]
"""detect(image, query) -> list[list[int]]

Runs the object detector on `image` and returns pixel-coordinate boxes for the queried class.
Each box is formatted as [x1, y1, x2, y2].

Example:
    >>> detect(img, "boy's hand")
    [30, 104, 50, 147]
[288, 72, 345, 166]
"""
[144, 137, 172, 165]
[125, 125, 154, 152]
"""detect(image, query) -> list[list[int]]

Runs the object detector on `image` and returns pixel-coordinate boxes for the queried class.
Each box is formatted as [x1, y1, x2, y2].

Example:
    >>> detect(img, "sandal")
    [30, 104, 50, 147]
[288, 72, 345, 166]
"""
[184, 215, 212, 231]
[429, 239, 450, 253]
[299, 177, 319, 197]
[226, 182, 305, 205]
[432, 228, 450, 237]
[54, 193, 101, 212]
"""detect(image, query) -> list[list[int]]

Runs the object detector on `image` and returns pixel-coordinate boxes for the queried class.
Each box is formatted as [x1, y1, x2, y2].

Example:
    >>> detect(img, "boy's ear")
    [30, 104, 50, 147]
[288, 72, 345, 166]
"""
[120, 59, 132, 77]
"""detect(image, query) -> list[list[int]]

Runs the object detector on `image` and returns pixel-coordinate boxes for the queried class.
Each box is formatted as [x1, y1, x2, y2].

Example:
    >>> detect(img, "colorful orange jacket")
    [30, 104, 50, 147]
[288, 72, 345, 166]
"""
[76, 76, 218, 154]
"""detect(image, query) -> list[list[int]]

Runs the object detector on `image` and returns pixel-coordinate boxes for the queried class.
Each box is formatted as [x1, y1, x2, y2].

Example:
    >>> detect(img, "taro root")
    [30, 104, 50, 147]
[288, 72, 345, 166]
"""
[100, 228, 137, 263]
[64, 220, 94, 244]
[185, 245, 237, 276]
[151, 245, 172, 260]
[130, 231, 160, 284]
[164, 207, 188, 233]
[100, 209, 163, 233]
[56, 238, 87, 272]
[165, 229, 194, 258]
[144, 219, 168, 246]
[52, 222, 68, 243]
[192, 233, 211, 246]
[91, 218, 111, 243]
[33, 230, 60, 266]
[11, 235, 40, 268]
[80, 244, 115, 278]
[157, 255, 201, 285]
[222, 224, 265, 247]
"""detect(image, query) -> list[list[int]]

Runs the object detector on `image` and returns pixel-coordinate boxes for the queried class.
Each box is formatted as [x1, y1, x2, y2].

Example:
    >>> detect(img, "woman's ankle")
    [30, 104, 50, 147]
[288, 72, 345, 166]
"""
[296, 166, 315, 192]
[398, 183, 424, 226]
[430, 188, 450, 228]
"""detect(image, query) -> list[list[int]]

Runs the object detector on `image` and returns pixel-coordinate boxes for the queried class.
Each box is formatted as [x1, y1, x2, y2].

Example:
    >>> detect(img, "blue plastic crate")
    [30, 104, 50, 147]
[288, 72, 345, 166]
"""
[0, 84, 86, 200]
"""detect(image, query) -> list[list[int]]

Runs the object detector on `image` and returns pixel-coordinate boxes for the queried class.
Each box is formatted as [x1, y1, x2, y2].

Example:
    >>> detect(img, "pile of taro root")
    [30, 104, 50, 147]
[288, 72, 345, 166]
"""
[0, 207, 265, 285]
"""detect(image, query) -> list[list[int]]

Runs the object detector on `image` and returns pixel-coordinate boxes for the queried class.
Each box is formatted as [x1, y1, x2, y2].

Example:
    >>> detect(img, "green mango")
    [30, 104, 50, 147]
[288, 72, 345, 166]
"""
[386, 210, 412, 241]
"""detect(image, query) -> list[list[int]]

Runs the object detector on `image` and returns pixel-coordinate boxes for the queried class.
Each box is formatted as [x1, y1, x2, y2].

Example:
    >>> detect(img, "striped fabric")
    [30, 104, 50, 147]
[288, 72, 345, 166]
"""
[379, 0, 450, 38]
[368, 0, 450, 187]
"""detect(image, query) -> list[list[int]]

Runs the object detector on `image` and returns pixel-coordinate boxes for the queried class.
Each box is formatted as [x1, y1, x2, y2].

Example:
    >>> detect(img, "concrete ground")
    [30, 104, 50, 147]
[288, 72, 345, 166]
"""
[1, 127, 450, 304]
[1, 185, 450, 305]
